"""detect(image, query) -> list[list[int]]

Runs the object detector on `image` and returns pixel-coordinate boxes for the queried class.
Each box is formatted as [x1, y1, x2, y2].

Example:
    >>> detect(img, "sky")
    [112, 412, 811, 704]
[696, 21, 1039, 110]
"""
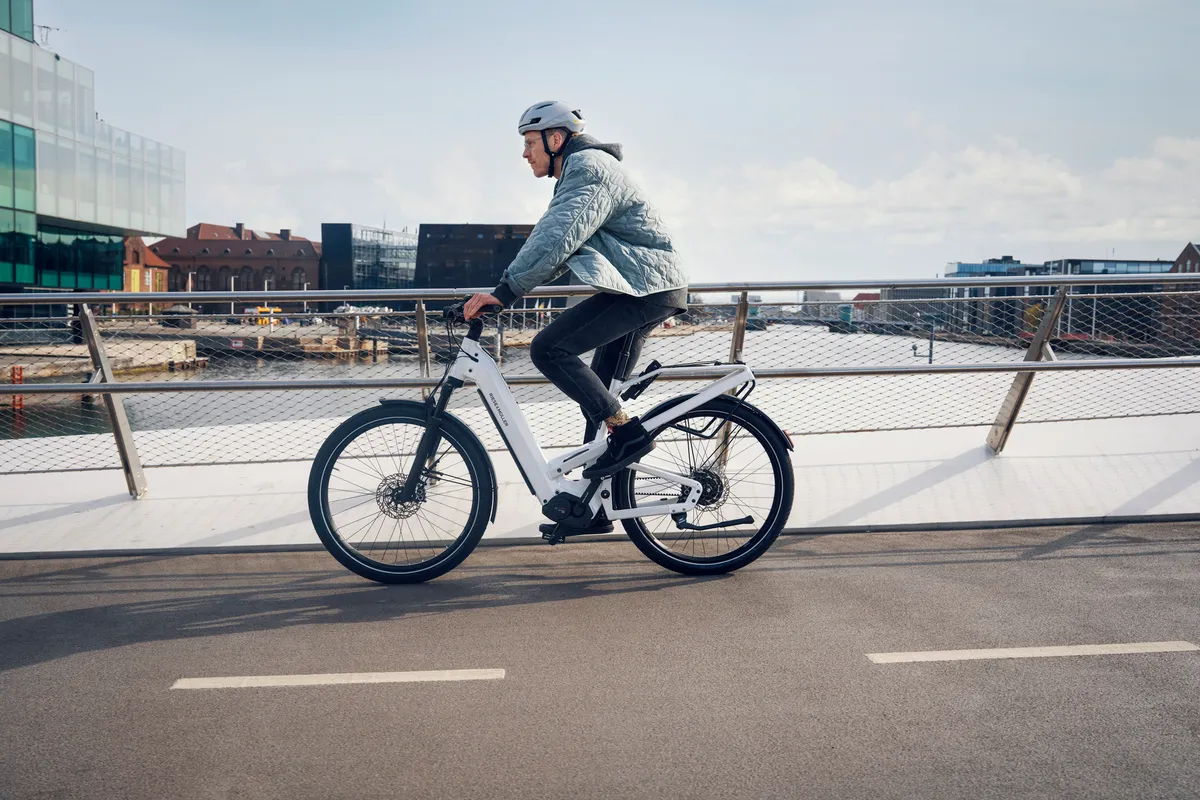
[31, 0, 1200, 282]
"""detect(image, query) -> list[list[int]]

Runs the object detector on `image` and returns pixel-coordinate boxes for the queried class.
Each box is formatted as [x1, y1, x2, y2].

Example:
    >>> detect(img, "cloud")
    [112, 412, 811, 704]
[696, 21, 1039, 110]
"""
[903, 111, 952, 143]
[656, 134, 1199, 274]
[184, 126, 1198, 282]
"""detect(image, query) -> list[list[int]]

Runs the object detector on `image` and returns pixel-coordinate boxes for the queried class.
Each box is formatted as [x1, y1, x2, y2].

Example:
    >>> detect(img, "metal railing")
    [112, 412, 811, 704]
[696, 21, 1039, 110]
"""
[3, 274, 1199, 497]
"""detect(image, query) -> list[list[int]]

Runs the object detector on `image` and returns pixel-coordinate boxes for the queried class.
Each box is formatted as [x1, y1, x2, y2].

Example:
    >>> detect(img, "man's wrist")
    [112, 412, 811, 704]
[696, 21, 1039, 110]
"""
[491, 282, 519, 308]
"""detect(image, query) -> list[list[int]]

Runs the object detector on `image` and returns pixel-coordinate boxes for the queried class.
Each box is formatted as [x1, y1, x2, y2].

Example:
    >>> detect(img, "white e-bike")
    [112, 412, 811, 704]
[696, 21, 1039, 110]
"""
[308, 302, 795, 583]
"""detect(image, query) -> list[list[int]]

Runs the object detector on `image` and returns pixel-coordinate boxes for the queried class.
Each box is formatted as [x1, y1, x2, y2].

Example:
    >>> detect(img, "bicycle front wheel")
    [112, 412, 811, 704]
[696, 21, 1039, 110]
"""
[308, 404, 494, 584]
[613, 397, 794, 575]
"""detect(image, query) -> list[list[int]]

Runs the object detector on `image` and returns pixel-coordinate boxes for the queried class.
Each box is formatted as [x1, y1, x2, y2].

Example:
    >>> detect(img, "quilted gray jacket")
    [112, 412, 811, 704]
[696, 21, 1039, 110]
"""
[491, 134, 688, 306]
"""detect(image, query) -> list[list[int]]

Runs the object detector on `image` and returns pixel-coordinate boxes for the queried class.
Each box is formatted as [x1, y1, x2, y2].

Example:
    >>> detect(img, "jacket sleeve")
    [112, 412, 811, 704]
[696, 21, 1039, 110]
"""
[493, 164, 616, 304]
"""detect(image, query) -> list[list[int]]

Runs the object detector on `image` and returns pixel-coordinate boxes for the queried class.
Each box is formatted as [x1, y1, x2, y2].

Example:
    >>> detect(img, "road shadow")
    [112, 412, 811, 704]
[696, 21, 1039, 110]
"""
[2, 519, 1198, 675]
[0, 494, 129, 531]
[1018, 456, 1200, 559]
[807, 447, 992, 528]
[0, 552, 723, 674]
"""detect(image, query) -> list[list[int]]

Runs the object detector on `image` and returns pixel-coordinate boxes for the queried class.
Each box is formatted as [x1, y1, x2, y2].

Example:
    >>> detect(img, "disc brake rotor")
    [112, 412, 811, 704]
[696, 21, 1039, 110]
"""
[375, 474, 427, 519]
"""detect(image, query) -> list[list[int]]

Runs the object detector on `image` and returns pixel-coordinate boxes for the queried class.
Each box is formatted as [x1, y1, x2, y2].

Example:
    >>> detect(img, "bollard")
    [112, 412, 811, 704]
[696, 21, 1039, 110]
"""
[10, 365, 23, 410]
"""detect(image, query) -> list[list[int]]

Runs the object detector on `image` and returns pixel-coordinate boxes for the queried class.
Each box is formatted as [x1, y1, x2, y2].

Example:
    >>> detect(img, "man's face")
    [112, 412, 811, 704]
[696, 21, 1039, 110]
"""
[523, 130, 563, 178]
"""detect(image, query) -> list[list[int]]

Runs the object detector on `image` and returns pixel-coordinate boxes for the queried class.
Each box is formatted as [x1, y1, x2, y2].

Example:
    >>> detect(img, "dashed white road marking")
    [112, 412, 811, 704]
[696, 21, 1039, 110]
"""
[171, 668, 505, 690]
[867, 641, 1199, 664]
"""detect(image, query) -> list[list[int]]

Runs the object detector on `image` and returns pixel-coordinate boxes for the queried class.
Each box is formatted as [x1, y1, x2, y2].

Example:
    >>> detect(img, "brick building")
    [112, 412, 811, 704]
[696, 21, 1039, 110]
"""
[1161, 241, 1200, 345]
[148, 222, 321, 309]
[851, 292, 882, 322]
[1173, 241, 1200, 275]
[123, 236, 169, 296]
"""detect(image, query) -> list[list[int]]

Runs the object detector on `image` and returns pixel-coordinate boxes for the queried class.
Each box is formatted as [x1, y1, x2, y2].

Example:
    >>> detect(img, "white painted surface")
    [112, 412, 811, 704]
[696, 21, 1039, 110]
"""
[867, 641, 1200, 664]
[0, 414, 1198, 553]
[171, 669, 506, 690]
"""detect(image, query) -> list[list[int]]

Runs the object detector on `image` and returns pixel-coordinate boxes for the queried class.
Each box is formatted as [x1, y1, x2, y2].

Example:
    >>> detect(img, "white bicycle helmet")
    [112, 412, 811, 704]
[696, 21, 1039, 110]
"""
[517, 101, 586, 135]
[518, 101, 585, 177]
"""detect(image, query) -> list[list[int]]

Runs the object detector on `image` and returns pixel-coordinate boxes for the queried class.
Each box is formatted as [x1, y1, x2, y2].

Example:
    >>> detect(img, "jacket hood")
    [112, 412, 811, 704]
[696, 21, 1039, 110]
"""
[562, 133, 623, 163]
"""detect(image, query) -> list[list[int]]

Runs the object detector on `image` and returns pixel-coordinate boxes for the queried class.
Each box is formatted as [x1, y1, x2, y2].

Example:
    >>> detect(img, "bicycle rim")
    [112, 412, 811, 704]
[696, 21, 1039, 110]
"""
[318, 415, 483, 575]
[617, 405, 788, 567]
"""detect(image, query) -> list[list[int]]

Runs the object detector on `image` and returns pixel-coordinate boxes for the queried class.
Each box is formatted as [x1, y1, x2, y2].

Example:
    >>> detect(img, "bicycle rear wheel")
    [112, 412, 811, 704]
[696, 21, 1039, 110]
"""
[613, 397, 793, 575]
[308, 403, 494, 584]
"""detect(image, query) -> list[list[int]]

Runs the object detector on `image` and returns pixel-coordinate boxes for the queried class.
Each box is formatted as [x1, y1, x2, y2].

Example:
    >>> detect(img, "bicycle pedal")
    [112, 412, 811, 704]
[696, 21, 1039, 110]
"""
[541, 528, 567, 546]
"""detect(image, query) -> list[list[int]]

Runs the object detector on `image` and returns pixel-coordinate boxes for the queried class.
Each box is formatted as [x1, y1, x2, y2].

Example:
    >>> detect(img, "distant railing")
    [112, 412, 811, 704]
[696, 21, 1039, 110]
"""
[2, 274, 1199, 497]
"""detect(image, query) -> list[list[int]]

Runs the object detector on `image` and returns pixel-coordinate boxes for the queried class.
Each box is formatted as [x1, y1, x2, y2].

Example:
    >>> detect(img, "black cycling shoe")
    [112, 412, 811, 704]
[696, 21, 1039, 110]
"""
[581, 417, 655, 479]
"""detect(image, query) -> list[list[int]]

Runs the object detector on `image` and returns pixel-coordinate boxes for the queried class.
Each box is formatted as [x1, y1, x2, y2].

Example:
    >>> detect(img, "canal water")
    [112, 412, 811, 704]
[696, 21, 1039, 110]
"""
[0, 324, 1054, 441]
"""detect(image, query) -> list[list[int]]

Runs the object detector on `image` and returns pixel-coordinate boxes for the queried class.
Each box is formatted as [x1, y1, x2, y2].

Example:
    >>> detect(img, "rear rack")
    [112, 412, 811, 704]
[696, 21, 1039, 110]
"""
[620, 359, 741, 402]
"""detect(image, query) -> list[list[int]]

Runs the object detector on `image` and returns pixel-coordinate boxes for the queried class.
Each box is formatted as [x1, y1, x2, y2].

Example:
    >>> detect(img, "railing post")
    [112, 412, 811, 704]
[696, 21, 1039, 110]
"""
[986, 286, 1069, 454]
[415, 299, 432, 399]
[10, 365, 23, 410]
[496, 316, 504, 367]
[79, 303, 147, 498]
[729, 291, 749, 364]
[720, 292, 751, 467]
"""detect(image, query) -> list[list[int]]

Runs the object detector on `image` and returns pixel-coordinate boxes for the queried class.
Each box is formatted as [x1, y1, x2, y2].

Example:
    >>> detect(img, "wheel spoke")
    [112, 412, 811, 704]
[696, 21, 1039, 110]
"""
[319, 416, 485, 575]
[620, 407, 788, 569]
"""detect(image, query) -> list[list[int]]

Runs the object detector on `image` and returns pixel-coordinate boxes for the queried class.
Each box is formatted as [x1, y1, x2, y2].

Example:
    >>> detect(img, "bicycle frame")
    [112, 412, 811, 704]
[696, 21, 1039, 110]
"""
[438, 331, 755, 522]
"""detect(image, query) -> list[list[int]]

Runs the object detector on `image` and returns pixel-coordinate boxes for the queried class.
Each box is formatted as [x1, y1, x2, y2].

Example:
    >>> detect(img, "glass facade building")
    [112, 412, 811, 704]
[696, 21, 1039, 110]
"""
[35, 224, 124, 289]
[937, 256, 1176, 340]
[945, 256, 1024, 278]
[321, 224, 418, 292]
[0, 119, 35, 284]
[5, 43, 186, 235]
[1043, 259, 1174, 275]
[0, 0, 33, 43]
[0, 15, 185, 300]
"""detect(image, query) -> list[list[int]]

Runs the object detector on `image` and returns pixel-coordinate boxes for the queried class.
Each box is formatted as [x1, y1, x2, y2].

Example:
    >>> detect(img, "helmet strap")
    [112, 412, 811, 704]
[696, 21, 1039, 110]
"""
[540, 129, 570, 179]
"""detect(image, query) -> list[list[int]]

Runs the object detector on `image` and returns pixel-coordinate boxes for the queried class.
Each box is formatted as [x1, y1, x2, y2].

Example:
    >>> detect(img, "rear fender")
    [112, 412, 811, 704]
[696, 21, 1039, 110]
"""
[641, 393, 794, 451]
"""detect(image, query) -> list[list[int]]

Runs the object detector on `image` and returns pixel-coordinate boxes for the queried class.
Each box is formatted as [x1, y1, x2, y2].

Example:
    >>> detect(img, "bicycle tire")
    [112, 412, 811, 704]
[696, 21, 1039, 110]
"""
[308, 403, 494, 584]
[613, 396, 794, 576]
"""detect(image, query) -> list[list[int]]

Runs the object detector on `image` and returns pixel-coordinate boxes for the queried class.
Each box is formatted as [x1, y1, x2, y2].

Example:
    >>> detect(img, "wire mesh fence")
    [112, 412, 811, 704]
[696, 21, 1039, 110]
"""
[2, 277, 1199, 476]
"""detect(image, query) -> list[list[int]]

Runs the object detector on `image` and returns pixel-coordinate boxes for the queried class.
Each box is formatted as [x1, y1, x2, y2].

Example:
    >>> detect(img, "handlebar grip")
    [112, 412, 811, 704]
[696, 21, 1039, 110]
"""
[443, 298, 502, 326]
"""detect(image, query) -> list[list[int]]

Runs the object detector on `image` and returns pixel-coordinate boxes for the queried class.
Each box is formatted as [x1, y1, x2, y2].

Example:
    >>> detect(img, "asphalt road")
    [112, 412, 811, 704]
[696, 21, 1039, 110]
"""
[1, 522, 1198, 799]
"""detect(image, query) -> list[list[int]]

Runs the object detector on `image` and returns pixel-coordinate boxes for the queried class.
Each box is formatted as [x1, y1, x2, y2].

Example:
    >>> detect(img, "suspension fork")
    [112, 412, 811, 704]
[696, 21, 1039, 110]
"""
[397, 377, 460, 502]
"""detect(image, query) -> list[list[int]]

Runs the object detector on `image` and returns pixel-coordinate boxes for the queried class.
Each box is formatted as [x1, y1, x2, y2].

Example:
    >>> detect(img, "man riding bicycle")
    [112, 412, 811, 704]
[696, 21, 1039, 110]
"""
[464, 101, 689, 536]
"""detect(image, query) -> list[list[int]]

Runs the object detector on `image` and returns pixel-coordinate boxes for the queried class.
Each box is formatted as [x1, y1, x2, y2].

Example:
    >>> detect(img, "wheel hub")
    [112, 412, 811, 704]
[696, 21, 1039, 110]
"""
[691, 469, 727, 509]
[376, 474, 426, 519]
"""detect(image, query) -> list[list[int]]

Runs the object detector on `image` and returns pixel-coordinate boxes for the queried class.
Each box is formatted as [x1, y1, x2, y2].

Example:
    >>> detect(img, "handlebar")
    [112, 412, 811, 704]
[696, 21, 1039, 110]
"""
[442, 298, 502, 326]
[443, 297, 502, 342]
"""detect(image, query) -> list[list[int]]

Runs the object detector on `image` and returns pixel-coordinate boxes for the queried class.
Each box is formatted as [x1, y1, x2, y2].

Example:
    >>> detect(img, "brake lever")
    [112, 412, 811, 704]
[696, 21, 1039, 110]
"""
[443, 299, 469, 325]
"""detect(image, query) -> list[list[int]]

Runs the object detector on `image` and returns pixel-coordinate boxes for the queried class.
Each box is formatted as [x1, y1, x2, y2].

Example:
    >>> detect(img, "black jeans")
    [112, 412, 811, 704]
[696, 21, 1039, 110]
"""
[529, 292, 680, 436]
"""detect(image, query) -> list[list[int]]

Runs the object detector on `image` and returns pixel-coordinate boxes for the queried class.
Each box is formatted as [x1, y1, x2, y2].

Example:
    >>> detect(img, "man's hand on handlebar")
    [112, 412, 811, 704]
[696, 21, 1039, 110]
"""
[464, 292, 502, 321]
